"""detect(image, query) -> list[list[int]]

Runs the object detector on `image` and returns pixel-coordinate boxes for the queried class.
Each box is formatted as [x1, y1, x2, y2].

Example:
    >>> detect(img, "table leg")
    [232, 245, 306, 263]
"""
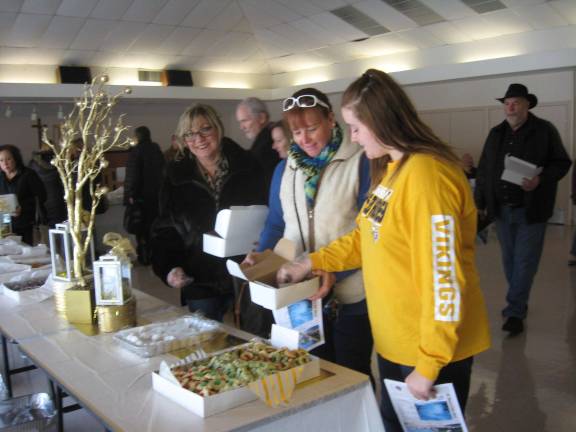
[1, 333, 12, 398]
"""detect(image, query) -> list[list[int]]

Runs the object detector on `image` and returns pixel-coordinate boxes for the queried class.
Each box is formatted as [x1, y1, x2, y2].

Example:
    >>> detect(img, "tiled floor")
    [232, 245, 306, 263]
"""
[3, 225, 576, 431]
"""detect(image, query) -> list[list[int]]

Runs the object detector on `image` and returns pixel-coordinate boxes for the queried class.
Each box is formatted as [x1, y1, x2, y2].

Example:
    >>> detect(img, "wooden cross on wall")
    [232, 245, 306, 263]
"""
[31, 117, 47, 149]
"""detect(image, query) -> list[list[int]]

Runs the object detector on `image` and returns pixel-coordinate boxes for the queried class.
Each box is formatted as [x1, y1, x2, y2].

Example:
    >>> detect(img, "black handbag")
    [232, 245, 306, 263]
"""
[123, 201, 144, 234]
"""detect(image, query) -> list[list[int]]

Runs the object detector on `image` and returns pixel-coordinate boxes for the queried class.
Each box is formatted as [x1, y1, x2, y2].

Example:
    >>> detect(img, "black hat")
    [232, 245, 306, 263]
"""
[497, 83, 538, 109]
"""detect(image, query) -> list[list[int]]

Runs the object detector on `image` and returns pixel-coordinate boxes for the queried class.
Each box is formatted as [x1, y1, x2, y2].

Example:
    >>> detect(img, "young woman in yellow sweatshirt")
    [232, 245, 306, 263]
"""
[278, 69, 491, 431]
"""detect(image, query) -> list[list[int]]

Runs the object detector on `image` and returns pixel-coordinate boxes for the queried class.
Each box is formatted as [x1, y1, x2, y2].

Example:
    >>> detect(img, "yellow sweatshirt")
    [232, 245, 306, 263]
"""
[310, 154, 491, 381]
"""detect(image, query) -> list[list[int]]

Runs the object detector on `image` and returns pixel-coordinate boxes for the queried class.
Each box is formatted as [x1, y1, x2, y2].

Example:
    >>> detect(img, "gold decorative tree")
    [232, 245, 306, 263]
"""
[43, 75, 133, 287]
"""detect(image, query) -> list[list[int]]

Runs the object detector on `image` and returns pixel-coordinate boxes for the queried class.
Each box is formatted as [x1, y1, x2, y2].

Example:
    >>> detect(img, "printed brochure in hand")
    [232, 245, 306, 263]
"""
[384, 379, 468, 432]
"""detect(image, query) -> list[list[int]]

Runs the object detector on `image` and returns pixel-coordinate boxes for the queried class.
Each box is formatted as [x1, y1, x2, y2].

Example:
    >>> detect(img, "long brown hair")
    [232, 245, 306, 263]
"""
[342, 69, 459, 191]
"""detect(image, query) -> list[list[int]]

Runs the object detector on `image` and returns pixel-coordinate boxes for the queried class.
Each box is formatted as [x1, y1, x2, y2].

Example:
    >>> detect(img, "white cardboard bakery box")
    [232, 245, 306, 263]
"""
[151, 329, 320, 418]
[203, 205, 268, 257]
[226, 238, 319, 310]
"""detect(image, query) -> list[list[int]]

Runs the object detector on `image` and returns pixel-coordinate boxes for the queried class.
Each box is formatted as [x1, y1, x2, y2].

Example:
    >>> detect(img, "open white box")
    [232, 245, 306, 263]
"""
[152, 338, 320, 418]
[203, 205, 268, 257]
[226, 239, 319, 310]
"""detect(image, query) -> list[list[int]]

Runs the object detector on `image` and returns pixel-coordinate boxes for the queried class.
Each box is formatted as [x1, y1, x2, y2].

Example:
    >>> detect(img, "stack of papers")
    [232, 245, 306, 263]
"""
[501, 155, 542, 186]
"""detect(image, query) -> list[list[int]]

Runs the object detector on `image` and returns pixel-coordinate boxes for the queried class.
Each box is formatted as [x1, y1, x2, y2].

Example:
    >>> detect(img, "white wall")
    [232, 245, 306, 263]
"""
[0, 99, 252, 165]
[2, 69, 573, 223]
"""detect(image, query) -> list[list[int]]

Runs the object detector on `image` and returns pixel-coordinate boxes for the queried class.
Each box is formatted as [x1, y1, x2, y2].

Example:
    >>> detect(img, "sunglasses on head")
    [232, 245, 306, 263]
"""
[282, 95, 330, 112]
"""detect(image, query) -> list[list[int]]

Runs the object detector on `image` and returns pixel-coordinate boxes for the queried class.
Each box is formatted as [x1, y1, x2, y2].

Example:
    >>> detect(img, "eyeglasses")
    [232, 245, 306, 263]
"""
[282, 95, 330, 112]
[183, 126, 214, 140]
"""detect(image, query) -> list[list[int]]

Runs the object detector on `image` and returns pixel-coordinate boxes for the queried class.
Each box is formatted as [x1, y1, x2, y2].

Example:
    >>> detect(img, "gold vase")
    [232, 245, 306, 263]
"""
[96, 297, 137, 333]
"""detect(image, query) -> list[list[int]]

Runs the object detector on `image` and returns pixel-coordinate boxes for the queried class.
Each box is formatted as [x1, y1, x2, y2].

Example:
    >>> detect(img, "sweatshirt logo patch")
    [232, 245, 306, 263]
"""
[432, 215, 460, 322]
[362, 185, 393, 242]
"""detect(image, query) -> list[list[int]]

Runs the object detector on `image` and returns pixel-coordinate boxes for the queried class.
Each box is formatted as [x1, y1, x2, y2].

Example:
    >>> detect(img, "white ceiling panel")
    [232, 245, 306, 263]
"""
[129, 24, 175, 52]
[90, 0, 132, 20]
[38, 16, 85, 49]
[344, 33, 417, 57]
[206, 1, 244, 31]
[5, 13, 52, 47]
[309, 12, 369, 41]
[511, 4, 567, 30]
[180, 0, 231, 28]
[397, 27, 444, 49]
[253, 28, 297, 56]
[239, 3, 282, 29]
[181, 29, 228, 56]
[0, 0, 572, 85]
[252, 29, 292, 57]
[550, 1, 576, 25]
[500, 0, 547, 7]
[154, 27, 202, 55]
[57, 0, 99, 17]
[207, 32, 250, 57]
[21, 0, 61, 15]
[233, 18, 252, 32]
[102, 21, 143, 52]
[0, 47, 64, 65]
[274, 0, 323, 17]
[420, 0, 476, 20]
[482, 9, 533, 36]
[224, 35, 260, 60]
[0, 12, 17, 42]
[425, 21, 472, 44]
[310, 45, 357, 63]
[354, 0, 418, 32]
[69, 19, 117, 50]
[241, 0, 303, 23]
[308, 0, 348, 11]
[153, 0, 200, 25]
[0, 1, 23, 13]
[122, 0, 169, 23]
[451, 15, 503, 40]
[268, 52, 329, 73]
[269, 23, 327, 52]
[290, 17, 347, 46]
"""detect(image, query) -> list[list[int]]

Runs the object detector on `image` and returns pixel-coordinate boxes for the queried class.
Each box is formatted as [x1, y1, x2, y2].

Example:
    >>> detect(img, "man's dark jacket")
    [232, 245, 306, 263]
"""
[0, 167, 46, 232]
[251, 124, 280, 195]
[123, 139, 165, 227]
[475, 112, 571, 223]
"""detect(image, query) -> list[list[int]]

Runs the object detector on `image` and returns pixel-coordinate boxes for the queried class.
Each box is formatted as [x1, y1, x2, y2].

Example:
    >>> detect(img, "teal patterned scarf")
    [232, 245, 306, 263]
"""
[288, 123, 343, 207]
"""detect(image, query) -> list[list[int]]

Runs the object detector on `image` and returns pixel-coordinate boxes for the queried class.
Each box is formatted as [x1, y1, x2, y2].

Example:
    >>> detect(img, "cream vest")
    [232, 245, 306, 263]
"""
[279, 135, 365, 304]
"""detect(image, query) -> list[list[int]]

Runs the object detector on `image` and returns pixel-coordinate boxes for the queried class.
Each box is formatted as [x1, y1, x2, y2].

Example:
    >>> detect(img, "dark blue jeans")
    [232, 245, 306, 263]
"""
[377, 356, 473, 432]
[186, 293, 234, 322]
[495, 206, 547, 319]
[310, 300, 373, 382]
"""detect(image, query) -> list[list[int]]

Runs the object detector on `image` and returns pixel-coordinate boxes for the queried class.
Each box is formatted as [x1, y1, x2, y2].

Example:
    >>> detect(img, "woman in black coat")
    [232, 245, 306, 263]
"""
[0, 145, 46, 245]
[151, 104, 267, 321]
[123, 126, 165, 265]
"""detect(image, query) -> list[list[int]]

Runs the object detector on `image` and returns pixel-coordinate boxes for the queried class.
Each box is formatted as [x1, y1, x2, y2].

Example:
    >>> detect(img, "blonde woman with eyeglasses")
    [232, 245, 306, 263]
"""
[150, 104, 267, 322]
[242, 88, 373, 378]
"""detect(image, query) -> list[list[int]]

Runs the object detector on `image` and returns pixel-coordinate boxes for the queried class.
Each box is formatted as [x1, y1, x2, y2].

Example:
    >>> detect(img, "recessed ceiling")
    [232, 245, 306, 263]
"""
[0, 0, 573, 75]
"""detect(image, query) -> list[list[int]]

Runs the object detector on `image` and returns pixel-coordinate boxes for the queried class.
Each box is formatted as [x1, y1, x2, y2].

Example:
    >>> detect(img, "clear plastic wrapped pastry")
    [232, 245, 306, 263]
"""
[114, 314, 221, 357]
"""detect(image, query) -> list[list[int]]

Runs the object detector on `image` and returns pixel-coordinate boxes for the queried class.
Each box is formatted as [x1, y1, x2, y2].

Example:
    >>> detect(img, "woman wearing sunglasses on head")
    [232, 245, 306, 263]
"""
[243, 88, 373, 378]
[150, 104, 267, 322]
[277, 70, 491, 431]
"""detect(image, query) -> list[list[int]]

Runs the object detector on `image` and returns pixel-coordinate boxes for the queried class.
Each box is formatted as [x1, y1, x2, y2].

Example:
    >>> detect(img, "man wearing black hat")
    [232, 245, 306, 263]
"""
[475, 84, 571, 335]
